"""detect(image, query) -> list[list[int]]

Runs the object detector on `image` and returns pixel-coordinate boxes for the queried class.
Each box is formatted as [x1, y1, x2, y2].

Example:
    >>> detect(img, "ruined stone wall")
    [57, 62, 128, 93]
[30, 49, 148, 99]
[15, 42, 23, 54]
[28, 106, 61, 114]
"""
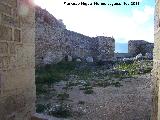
[62, 30, 95, 59]
[128, 40, 154, 56]
[0, 0, 36, 119]
[35, 7, 115, 66]
[96, 36, 115, 61]
[152, 0, 160, 119]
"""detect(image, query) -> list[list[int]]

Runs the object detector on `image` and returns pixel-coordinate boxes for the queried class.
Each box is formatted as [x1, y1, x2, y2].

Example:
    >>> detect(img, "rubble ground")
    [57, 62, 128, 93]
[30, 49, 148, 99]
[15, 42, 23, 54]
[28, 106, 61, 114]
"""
[35, 60, 153, 120]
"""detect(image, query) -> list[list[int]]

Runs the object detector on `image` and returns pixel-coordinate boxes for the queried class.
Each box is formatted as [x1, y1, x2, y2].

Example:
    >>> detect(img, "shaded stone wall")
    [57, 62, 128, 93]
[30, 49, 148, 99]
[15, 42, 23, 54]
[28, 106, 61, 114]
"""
[115, 53, 132, 59]
[128, 40, 154, 56]
[0, 0, 36, 119]
[35, 7, 115, 66]
[152, 0, 160, 119]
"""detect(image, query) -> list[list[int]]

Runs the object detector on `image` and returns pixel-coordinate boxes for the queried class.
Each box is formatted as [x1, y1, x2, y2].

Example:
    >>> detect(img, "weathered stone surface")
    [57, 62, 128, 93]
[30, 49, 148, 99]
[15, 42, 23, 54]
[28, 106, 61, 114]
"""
[0, 1, 36, 120]
[35, 7, 115, 67]
[43, 51, 63, 64]
[152, 1, 160, 119]
[0, 3, 12, 15]
[0, 25, 12, 41]
[1, 14, 21, 27]
[0, 42, 8, 55]
[14, 29, 21, 42]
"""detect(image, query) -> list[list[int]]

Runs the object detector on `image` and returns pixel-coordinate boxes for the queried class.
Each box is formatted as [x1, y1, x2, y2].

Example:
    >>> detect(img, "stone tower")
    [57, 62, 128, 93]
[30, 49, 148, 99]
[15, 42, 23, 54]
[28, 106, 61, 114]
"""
[0, 0, 36, 119]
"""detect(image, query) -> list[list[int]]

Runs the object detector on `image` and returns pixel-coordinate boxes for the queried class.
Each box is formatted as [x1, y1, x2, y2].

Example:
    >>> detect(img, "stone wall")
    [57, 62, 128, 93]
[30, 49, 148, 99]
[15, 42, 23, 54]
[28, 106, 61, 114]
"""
[35, 7, 115, 66]
[0, 0, 36, 119]
[128, 40, 154, 56]
[152, 0, 160, 119]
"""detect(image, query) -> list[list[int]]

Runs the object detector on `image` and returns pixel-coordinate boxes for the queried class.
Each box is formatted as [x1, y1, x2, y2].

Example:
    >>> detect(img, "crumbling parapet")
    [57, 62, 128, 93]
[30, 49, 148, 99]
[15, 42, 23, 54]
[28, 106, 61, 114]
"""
[0, 0, 36, 119]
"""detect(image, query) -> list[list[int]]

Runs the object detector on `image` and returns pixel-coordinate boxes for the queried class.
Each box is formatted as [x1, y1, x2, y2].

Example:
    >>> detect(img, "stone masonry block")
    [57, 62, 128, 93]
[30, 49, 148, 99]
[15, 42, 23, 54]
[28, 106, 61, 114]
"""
[0, 25, 12, 41]
[0, 3, 12, 15]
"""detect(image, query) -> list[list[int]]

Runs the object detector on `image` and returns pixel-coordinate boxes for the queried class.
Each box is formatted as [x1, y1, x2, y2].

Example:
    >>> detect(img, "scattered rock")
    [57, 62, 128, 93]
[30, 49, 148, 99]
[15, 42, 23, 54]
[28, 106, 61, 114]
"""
[76, 59, 82, 62]
[86, 57, 94, 63]
[135, 53, 143, 60]
[65, 55, 72, 62]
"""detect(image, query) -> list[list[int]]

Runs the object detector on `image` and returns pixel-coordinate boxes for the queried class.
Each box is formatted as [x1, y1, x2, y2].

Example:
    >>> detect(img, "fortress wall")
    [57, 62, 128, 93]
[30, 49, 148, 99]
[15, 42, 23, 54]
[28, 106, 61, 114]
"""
[35, 7, 115, 66]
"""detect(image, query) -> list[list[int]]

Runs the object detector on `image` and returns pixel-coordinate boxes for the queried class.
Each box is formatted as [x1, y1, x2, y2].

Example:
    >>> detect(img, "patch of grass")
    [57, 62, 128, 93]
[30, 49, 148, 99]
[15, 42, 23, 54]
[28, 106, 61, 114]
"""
[48, 91, 73, 118]
[94, 80, 111, 88]
[79, 85, 93, 90]
[78, 101, 85, 105]
[66, 81, 79, 87]
[112, 81, 122, 87]
[113, 60, 153, 77]
[48, 104, 72, 118]
[79, 84, 94, 94]
[139, 67, 152, 74]
[36, 104, 47, 113]
[72, 66, 93, 80]
[36, 61, 77, 85]
[115, 63, 138, 76]
[36, 84, 49, 95]
[57, 92, 70, 101]
[84, 89, 94, 94]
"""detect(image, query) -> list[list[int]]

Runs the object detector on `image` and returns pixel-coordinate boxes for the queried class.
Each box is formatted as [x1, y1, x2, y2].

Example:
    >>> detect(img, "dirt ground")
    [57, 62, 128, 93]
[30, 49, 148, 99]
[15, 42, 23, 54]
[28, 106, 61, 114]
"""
[37, 73, 152, 120]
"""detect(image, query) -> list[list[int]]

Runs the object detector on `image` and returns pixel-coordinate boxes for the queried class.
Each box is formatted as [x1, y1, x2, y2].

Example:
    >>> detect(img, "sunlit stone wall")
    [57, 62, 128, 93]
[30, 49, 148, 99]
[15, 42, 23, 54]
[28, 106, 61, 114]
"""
[152, 0, 160, 119]
[0, 0, 36, 119]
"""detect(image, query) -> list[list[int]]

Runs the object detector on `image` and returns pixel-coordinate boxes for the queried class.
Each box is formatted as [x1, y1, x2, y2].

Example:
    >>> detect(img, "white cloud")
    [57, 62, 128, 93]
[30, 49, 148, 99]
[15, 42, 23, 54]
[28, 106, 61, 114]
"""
[34, 0, 154, 43]
[132, 6, 154, 25]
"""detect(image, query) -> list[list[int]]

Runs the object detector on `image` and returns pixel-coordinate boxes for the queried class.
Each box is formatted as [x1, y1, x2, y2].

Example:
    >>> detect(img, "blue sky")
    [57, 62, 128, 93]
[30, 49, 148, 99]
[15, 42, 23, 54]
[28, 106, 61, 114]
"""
[34, 0, 154, 43]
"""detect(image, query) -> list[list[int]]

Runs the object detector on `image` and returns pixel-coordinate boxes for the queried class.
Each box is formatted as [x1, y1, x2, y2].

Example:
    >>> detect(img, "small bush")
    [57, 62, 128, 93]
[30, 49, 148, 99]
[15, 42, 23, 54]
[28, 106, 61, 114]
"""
[36, 61, 77, 85]
[84, 89, 94, 94]
[36, 104, 47, 113]
[57, 92, 69, 101]
[94, 80, 111, 88]
[48, 104, 72, 118]
[78, 101, 85, 105]
[36, 84, 48, 95]
[112, 81, 122, 87]
[79, 85, 93, 90]
[66, 81, 79, 87]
